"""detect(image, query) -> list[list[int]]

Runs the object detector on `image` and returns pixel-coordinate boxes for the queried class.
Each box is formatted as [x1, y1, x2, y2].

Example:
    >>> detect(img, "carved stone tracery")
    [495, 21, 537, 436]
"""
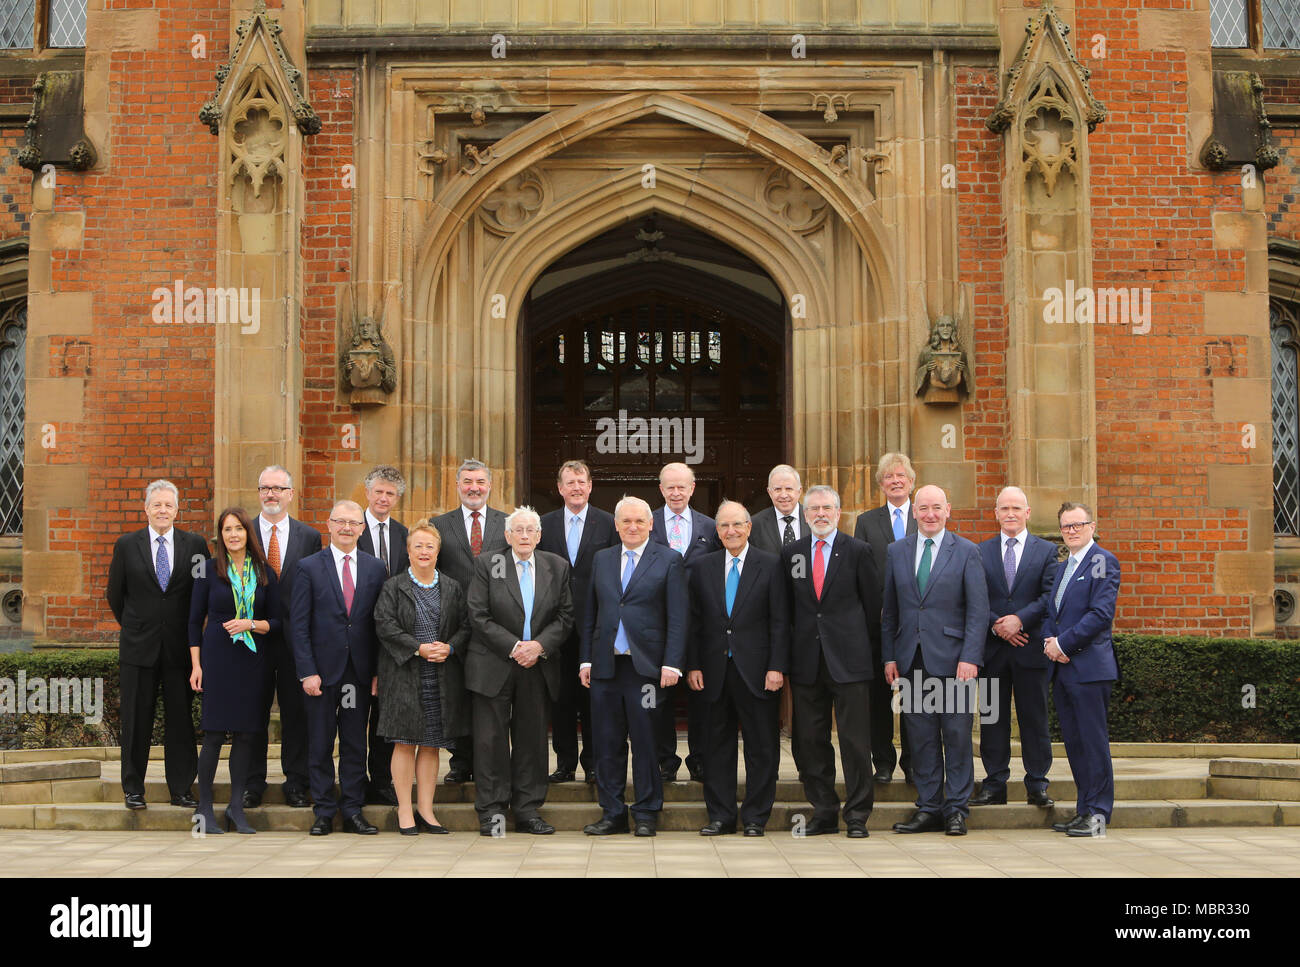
[763, 167, 830, 232]
[479, 169, 545, 231]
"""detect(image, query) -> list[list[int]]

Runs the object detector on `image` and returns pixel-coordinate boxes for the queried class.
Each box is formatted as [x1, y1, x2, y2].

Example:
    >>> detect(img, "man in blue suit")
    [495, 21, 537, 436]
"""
[580, 496, 688, 836]
[972, 486, 1059, 808]
[1043, 501, 1121, 837]
[881, 485, 988, 836]
[290, 499, 388, 835]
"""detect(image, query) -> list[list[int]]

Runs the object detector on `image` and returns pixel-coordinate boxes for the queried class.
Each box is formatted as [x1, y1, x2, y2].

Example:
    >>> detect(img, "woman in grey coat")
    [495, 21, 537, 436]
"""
[375, 519, 470, 834]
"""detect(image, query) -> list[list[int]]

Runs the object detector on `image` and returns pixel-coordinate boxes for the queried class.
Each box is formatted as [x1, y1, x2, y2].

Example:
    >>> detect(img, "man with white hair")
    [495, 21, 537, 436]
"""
[748, 464, 805, 554]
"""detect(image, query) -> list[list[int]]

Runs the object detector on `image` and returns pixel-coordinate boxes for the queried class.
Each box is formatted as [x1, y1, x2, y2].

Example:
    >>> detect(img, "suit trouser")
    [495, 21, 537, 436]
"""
[247, 634, 310, 795]
[590, 656, 663, 822]
[551, 633, 593, 774]
[979, 645, 1052, 795]
[654, 681, 707, 775]
[303, 657, 370, 821]
[472, 664, 551, 824]
[791, 653, 874, 824]
[702, 659, 780, 828]
[119, 659, 197, 799]
[870, 639, 912, 777]
[901, 658, 975, 819]
[366, 694, 393, 792]
[1054, 677, 1114, 820]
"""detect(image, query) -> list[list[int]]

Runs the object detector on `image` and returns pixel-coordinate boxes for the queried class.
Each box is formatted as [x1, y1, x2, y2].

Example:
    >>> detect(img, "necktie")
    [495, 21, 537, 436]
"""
[378, 521, 389, 575]
[470, 511, 483, 557]
[1055, 556, 1078, 611]
[917, 538, 934, 595]
[342, 554, 355, 615]
[615, 550, 635, 655]
[812, 539, 826, 600]
[892, 507, 904, 541]
[520, 560, 534, 641]
[567, 515, 581, 565]
[782, 516, 795, 545]
[267, 524, 281, 577]
[155, 536, 171, 591]
[1004, 537, 1017, 588]
[725, 556, 740, 616]
[669, 514, 685, 554]
[621, 549, 636, 590]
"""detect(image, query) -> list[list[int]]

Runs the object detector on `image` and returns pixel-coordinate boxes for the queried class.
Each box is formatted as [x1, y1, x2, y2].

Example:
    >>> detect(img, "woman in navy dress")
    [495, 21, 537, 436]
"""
[188, 506, 278, 834]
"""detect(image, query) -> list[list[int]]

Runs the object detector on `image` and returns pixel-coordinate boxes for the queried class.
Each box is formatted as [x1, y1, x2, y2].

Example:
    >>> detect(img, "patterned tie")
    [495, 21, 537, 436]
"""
[1055, 556, 1078, 611]
[917, 538, 934, 595]
[520, 560, 534, 641]
[782, 516, 795, 545]
[812, 539, 826, 600]
[892, 507, 905, 541]
[725, 556, 740, 616]
[341, 554, 355, 615]
[1004, 537, 1018, 589]
[155, 536, 171, 591]
[567, 514, 582, 565]
[267, 523, 281, 577]
[378, 521, 389, 575]
[669, 514, 685, 554]
[614, 550, 636, 655]
[470, 511, 483, 557]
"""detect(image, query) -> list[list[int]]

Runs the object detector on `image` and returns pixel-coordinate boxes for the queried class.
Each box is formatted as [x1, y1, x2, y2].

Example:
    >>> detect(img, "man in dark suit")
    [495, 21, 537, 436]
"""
[649, 461, 721, 783]
[1044, 502, 1121, 837]
[686, 501, 788, 836]
[748, 464, 804, 555]
[781, 485, 881, 838]
[466, 506, 574, 835]
[580, 496, 688, 837]
[356, 464, 410, 807]
[973, 486, 1058, 808]
[106, 479, 208, 810]
[432, 458, 508, 783]
[290, 499, 388, 835]
[537, 460, 619, 783]
[246, 464, 323, 809]
[882, 484, 989, 836]
[853, 451, 918, 784]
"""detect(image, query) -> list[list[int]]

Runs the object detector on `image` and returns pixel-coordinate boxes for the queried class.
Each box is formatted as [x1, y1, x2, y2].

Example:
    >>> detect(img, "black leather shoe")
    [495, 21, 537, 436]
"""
[583, 816, 629, 836]
[660, 767, 679, 783]
[945, 814, 968, 836]
[309, 816, 333, 835]
[1067, 815, 1103, 837]
[634, 820, 656, 837]
[170, 792, 198, 808]
[242, 790, 262, 809]
[124, 793, 146, 810]
[743, 824, 764, 837]
[846, 821, 869, 838]
[444, 770, 472, 784]
[902, 771, 916, 786]
[699, 820, 736, 836]
[970, 787, 1007, 806]
[802, 817, 839, 836]
[892, 810, 944, 833]
[398, 824, 418, 836]
[1027, 790, 1055, 807]
[688, 766, 705, 783]
[365, 784, 399, 807]
[584, 771, 597, 785]
[873, 769, 893, 783]
[283, 786, 311, 808]
[1052, 813, 1083, 833]
[548, 769, 576, 783]
[342, 813, 378, 835]
[415, 812, 448, 834]
[516, 817, 556, 835]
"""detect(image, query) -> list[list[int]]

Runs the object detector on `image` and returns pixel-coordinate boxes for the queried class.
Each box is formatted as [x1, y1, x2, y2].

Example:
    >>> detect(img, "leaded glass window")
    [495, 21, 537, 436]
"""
[0, 298, 25, 536]
[1213, 0, 1250, 46]
[1272, 301, 1300, 536]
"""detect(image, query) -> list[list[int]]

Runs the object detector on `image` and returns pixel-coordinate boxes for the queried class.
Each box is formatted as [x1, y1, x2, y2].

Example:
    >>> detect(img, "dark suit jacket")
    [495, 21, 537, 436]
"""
[780, 531, 881, 686]
[881, 531, 988, 677]
[979, 532, 1059, 669]
[107, 527, 211, 668]
[537, 504, 619, 632]
[748, 504, 803, 556]
[289, 546, 388, 686]
[433, 506, 508, 590]
[581, 540, 688, 681]
[854, 502, 918, 585]
[358, 515, 410, 578]
[1043, 543, 1120, 685]
[686, 546, 789, 701]
[466, 549, 574, 702]
[250, 516, 324, 635]
[650, 506, 721, 563]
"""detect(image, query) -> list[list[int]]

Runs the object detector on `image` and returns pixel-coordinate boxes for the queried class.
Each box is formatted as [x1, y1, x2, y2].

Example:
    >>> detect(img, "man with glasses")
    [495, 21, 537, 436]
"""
[291, 500, 388, 835]
[246, 465, 324, 809]
[1044, 503, 1121, 837]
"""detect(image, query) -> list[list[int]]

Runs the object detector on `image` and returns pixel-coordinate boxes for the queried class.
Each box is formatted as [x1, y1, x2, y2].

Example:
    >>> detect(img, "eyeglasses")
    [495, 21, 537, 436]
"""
[508, 526, 540, 534]
[258, 485, 290, 494]
[1060, 521, 1094, 533]
[330, 518, 364, 529]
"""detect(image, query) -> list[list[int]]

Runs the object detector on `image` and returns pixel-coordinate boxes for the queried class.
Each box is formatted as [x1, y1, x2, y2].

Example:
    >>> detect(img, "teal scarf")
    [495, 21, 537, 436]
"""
[229, 560, 258, 653]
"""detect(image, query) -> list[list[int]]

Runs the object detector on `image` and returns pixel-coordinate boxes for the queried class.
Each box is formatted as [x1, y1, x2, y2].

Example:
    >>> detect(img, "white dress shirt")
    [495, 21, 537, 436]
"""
[329, 542, 358, 591]
[365, 508, 393, 560]
[148, 526, 174, 574]
[258, 514, 289, 559]
[662, 507, 693, 550]
[774, 508, 801, 542]
[725, 543, 750, 581]
[511, 550, 543, 656]
[886, 499, 911, 535]
[580, 539, 680, 675]
[1000, 528, 1027, 574]
[914, 529, 946, 573]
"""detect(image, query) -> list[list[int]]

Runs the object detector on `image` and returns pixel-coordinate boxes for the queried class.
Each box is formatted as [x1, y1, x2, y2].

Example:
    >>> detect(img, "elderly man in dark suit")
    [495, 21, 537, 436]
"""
[748, 464, 804, 554]
[781, 484, 881, 838]
[245, 464, 323, 809]
[1044, 502, 1121, 837]
[537, 460, 619, 784]
[106, 479, 209, 810]
[291, 500, 389, 835]
[467, 506, 574, 835]
[433, 458, 508, 783]
[686, 501, 789, 836]
[580, 496, 688, 837]
[973, 486, 1058, 808]
[882, 484, 989, 836]
[854, 452, 918, 784]
[650, 461, 721, 783]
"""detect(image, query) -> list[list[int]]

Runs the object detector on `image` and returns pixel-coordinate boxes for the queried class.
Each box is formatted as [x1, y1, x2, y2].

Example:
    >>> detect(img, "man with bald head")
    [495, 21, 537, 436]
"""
[291, 499, 389, 835]
[881, 485, 988, 835]
[973, 487, 1059, 808]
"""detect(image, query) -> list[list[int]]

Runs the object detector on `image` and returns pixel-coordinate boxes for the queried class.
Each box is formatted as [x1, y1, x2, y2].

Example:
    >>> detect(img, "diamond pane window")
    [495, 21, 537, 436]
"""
[1272, 303, 1300, 536]
[1265, 0, 1300, 48]
[48, 0, 85, 48]
[1212, 0, 1249, 46]
[0, 299, 25, 535]
[0, 0, 35, 49]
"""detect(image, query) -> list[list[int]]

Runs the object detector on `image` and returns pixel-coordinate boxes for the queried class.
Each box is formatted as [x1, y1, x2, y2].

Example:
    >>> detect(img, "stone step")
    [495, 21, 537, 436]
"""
[1208, 758, 1300, 800]
[0, 758, 105, 806]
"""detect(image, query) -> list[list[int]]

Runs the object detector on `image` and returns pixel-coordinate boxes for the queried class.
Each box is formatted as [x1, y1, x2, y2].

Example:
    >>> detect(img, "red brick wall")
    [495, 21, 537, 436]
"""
[0, 126, 30, 242]
[1267, 124, 1300, 239]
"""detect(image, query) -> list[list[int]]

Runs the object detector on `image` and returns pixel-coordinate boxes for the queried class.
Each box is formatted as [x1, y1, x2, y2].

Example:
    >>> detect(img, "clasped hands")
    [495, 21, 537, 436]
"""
[417, 641, 452, 663]
[991, 614, 1028, 646]
[511, 641, 544, 668]
[1043, 636, 1069, 663]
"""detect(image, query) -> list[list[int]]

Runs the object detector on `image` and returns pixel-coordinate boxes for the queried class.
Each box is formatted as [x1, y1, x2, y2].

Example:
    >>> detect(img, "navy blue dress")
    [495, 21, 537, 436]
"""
[188, 568, 280, 732]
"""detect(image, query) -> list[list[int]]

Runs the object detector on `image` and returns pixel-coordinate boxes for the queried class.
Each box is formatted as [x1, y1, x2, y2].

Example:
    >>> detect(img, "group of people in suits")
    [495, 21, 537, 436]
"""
[106, 451, 1121, 839]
